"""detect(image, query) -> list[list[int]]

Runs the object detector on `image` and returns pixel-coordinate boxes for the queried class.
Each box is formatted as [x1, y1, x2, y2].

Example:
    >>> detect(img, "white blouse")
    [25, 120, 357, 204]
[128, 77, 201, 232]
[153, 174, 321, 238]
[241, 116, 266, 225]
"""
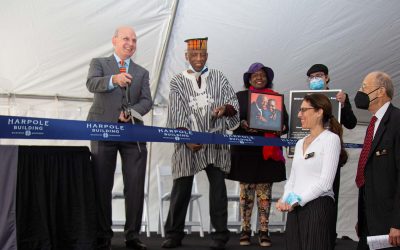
[282, 129, 341, 206]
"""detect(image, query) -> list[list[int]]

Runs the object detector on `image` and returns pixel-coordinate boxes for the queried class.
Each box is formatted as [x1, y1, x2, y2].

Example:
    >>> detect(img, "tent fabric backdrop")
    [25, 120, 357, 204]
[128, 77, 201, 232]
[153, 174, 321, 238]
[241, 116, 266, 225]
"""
[155, 0, 400, 124]
[1, 0, 400, 242]
[0, 0, 176, 98]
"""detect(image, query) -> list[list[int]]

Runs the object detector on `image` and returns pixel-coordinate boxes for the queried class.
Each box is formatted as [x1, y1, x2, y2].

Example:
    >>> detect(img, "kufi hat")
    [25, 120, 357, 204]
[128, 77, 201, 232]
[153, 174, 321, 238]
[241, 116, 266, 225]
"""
[184, 37, 208, 50]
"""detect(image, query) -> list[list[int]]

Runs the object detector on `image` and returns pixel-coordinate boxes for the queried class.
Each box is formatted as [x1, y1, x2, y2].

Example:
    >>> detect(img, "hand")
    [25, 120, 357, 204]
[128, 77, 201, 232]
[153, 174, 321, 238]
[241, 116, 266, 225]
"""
[212, 105, 226, 118]
[240, 120, 259, 133]
[276, 199, 291, 212]
[336, 91, 347, 108]
[256, 114, 268, 123]
[112, 73, 133, 87]
[186, 143, 202, 152]
[389, 228, 400, 246]
[272, 131, 282, 136]
[118, 111, 130, 122]
[288, 202, 298, 211]
[270, 125, 286, 136]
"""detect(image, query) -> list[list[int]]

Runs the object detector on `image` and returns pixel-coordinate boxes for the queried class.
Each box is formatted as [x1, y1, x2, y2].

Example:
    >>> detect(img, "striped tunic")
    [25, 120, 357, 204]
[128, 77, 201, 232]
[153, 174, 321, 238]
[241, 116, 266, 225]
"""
[167, 69, 240, 179]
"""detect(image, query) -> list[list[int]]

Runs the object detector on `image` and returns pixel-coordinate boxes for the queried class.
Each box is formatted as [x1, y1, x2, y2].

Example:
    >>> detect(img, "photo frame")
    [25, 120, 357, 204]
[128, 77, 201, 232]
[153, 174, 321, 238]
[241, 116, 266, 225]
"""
[247, 91, 284, 132]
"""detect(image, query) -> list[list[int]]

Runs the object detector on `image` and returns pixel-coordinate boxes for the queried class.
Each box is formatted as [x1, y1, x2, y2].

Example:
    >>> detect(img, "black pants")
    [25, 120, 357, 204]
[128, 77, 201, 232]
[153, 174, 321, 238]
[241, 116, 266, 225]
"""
[357, 187, 400, 250]
[91, 141, 147, 241]
[286, 196, 335, 250]
[164, 164, 230, 242]
[331, 165, 341, 245]
[357, 187, 369, 250]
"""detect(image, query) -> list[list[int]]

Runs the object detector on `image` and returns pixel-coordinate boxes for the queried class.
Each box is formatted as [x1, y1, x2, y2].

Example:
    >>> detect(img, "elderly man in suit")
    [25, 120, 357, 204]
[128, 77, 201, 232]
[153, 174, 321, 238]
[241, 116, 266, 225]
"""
[354, 71, 400, 249]
[86, 26, 152, 250]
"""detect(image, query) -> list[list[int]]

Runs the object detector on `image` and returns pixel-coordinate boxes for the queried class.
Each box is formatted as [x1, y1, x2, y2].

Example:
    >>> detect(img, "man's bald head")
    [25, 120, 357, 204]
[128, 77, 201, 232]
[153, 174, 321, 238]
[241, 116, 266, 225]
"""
[365, 71, 393, 99]
[112, 26, 137, 60]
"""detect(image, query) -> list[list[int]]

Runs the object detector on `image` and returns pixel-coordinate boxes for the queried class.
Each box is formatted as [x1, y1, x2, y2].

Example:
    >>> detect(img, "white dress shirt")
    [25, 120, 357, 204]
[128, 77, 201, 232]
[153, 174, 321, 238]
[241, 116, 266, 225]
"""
[372, 101, 390, 137]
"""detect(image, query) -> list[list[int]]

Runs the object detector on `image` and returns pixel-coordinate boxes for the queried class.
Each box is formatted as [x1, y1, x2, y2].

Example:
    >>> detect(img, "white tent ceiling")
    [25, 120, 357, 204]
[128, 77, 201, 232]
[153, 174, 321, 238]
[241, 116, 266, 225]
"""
[0, 0, 176, 98]
[1, 0, 400, 240]
[1, 0, 400, 122]
[156, 0, 400, 123]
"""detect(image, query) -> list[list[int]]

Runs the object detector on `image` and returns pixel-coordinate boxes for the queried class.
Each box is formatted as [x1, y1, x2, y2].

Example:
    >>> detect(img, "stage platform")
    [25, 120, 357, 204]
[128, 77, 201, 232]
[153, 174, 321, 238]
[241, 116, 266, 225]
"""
[111, 232, 358, 249]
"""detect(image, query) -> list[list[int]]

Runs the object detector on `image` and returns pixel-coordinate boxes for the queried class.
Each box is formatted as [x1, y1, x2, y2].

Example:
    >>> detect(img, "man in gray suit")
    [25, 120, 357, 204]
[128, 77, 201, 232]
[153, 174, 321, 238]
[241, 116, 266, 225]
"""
[86, 26, 152, 250]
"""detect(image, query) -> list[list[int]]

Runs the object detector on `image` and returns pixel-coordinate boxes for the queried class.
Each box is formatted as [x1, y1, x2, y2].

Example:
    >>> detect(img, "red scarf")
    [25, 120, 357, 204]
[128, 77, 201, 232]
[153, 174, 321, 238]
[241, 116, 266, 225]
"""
[249, 86, 285, 163]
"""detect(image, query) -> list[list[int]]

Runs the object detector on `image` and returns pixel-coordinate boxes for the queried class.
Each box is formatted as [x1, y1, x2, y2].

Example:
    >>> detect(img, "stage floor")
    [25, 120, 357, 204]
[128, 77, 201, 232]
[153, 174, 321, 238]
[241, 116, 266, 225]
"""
[111, 232, 358, 249]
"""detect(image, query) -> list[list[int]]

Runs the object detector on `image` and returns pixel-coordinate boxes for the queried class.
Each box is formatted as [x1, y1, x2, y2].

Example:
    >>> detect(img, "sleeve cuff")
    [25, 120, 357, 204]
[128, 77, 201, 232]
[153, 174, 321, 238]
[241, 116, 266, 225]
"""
[108, 75, 116, 90]
[284, 192, 302, 206]
[224, 104, 237, 117]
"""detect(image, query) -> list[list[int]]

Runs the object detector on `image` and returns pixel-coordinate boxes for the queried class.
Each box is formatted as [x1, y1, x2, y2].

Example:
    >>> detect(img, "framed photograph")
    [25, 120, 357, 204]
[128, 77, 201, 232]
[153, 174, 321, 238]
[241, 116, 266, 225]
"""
[247, 91, 284, 132]
[287, 89, 342, 157]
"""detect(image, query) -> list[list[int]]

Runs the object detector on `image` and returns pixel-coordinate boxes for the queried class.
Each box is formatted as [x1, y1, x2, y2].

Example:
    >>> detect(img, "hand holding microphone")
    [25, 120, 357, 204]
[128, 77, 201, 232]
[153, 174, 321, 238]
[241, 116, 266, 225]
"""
[112, 73, 132, 87]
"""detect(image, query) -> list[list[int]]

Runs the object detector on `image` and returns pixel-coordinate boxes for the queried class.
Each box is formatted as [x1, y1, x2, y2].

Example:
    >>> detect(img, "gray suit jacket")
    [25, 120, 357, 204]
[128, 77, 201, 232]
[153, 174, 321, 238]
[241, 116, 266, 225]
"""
[86, 55, 152, 124]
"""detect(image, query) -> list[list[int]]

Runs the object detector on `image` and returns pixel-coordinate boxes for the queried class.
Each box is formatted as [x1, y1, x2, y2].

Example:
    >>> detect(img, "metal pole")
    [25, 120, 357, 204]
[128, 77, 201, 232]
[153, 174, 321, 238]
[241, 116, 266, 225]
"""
[146, 0, 180, 233]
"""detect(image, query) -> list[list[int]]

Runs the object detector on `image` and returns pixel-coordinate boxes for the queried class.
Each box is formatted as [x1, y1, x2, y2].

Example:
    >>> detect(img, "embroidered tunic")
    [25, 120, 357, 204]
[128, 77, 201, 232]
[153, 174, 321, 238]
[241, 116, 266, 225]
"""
[167, 69, 240, 179]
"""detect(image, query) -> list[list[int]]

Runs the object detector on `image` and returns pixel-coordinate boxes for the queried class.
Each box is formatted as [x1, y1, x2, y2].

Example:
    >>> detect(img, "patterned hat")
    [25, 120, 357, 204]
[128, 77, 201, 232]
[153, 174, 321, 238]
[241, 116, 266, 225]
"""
[184, 37, 208, 50]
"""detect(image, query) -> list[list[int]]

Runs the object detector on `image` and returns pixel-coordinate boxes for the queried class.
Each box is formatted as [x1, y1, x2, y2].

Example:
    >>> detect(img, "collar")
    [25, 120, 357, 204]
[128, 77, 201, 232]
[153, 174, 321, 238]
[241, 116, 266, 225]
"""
[183, 66, 209, 78]
[113, 53, 130, 67]
[186, 65, 208, 78]
[374, 101, 390, 120]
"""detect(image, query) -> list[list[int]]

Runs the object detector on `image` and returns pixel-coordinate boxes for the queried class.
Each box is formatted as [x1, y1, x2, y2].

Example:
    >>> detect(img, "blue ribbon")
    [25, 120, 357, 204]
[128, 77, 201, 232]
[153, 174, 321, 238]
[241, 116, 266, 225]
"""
[0, 115, 362, 148]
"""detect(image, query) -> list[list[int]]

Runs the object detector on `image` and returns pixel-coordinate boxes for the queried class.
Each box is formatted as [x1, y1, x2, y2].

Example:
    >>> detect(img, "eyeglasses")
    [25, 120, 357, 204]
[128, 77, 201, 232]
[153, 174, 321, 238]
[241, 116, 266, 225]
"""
[298, 107, 315, 113]
[360, 83, 381, 92]
[308, 73, 325, 80]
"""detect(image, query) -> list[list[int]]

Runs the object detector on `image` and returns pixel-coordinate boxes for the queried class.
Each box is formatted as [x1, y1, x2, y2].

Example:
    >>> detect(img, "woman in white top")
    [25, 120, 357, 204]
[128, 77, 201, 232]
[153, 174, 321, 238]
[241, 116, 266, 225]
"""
[276, 93, 347, 250]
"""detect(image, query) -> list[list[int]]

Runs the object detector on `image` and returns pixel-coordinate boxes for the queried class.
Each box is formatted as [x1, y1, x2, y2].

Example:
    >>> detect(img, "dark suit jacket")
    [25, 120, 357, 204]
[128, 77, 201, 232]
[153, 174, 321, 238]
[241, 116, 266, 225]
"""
[360, 103, 400, 235]
[341, 93, 357, 129]
[86, 55, 152, 124]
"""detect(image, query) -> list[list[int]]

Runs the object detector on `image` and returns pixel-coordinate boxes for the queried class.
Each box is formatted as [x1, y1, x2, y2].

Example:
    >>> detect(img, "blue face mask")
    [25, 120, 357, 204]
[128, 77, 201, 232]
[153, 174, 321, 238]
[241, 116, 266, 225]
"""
[309, 78, 325, 90]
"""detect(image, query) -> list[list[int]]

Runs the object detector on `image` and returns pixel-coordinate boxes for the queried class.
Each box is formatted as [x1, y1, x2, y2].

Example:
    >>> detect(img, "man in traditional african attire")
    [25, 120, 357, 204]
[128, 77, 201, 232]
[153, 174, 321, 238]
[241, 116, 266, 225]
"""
[161, 37, 240, 250]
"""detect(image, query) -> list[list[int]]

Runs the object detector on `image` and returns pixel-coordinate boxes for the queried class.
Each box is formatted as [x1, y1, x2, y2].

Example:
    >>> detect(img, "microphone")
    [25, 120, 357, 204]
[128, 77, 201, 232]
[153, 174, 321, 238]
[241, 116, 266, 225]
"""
[125, 85, 131, 106]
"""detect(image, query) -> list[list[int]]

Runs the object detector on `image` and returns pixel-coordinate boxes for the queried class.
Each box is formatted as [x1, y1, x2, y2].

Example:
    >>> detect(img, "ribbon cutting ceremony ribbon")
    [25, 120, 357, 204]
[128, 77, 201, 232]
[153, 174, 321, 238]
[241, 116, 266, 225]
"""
[0, 115, 361, 148]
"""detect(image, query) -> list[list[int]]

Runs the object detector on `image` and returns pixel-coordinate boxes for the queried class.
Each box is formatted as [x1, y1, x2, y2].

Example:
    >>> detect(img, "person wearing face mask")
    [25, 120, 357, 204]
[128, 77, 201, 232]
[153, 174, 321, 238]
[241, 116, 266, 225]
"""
[306, 64, 356, 247]
[227, 63, 288, 247]
[306, 64, 357, 129]
[162, 37, 240, 250]
[353, 71, 400, 249]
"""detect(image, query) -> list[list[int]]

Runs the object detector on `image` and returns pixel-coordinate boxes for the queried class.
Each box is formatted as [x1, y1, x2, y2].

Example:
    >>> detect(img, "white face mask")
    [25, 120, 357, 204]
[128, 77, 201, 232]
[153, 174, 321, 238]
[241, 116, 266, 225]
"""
[186, 60, 207, 78]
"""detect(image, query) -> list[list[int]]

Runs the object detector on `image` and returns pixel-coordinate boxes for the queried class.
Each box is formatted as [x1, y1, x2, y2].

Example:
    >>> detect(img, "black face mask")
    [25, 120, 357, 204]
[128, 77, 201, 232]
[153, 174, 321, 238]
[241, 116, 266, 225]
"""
[354, 87, 380, 110]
